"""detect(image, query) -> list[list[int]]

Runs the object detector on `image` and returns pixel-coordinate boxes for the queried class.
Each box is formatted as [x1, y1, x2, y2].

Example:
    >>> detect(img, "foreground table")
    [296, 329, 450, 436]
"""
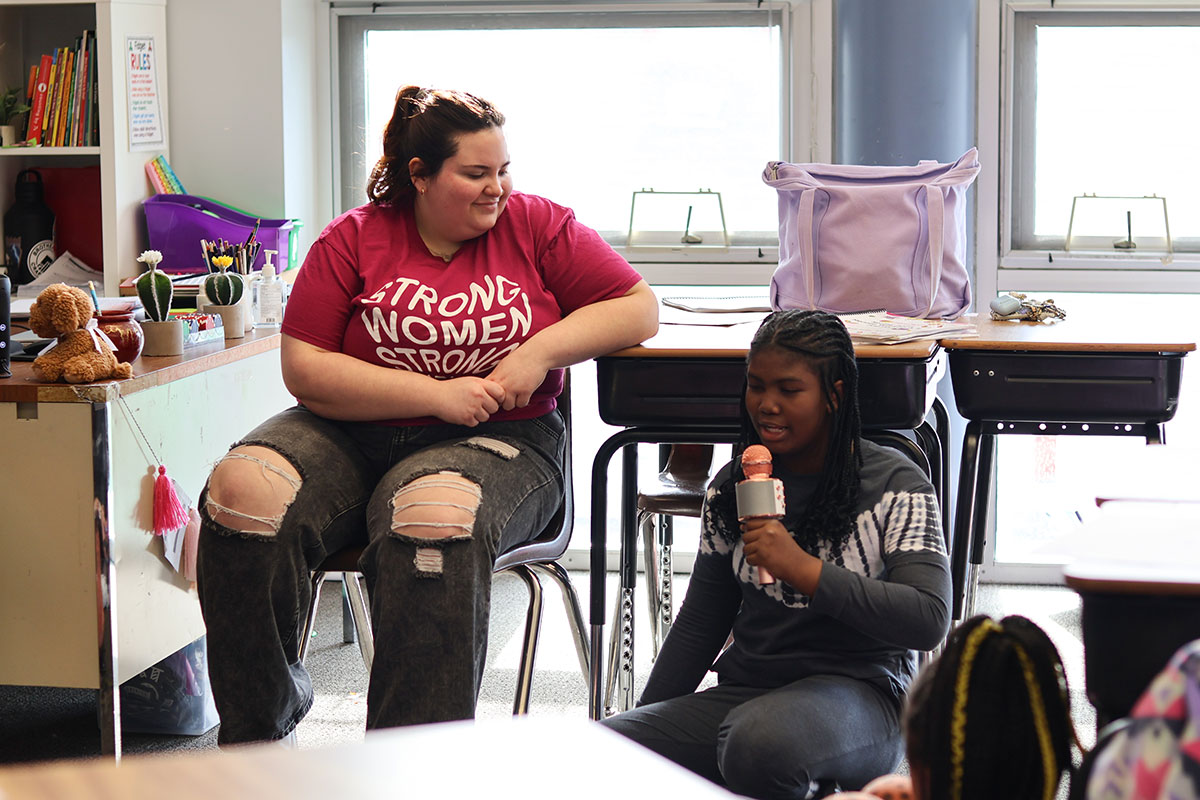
[0, 716, 739, 799]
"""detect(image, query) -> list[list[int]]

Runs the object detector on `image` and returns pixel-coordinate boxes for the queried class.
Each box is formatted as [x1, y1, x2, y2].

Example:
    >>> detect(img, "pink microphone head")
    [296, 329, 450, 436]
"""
[741, 444, 773, 479]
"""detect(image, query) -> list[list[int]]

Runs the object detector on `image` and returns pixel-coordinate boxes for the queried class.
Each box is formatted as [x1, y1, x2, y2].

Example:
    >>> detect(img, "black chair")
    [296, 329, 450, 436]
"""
[298, 374, 589, 715]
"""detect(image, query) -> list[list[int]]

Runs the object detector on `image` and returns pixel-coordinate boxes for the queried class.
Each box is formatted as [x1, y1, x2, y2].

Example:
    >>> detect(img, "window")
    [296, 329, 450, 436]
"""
[977, 2, 1200, 586]
[994, 4, 1200, 288]
[332, 2, 809, 270]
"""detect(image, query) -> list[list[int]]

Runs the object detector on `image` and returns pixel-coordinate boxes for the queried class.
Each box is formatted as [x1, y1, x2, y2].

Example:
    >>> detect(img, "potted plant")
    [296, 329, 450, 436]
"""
[203, 255, 246, 339]
[1, 86, 31, 147]
[135, 250, 184, 356]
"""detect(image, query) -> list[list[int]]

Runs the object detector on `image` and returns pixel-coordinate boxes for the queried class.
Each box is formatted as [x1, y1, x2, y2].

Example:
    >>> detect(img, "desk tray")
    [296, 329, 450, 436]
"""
[597, 355, 940, 430]
[950, 351, 1184, 423]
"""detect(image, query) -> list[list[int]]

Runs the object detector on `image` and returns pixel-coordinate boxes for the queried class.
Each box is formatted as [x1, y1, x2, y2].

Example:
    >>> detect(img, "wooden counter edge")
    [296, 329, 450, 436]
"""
[0, 331, 282, 404]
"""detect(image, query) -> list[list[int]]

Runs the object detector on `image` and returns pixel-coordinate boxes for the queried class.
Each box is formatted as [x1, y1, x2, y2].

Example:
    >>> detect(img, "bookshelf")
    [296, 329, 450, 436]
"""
[0, 0, 168, 297]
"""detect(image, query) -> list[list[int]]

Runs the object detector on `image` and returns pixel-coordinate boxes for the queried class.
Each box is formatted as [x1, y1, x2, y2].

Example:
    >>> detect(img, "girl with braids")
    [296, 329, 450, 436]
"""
[196, 86, 657, 744]
[837, 613, 1079, 800]
[602, 309, 951, 799]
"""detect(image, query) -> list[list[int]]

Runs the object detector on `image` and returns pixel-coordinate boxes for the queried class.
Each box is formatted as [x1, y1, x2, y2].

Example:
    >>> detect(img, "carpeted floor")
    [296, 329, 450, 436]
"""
[0, 578, 1094, 764]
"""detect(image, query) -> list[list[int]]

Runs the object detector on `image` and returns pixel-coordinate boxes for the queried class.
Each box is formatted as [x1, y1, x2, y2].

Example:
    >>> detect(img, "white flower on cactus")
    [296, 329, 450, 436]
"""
[137, 249, 163, 269]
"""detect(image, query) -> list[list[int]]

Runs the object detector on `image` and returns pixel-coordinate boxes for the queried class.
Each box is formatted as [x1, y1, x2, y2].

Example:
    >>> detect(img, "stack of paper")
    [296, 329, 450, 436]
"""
[838, 310, 973, 344]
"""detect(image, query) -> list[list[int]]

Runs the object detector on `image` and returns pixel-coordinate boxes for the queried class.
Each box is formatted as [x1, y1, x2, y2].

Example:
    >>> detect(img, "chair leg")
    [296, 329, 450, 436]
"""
[529, 561, 591, 689]
[604, 583, 636, 716]
[340, 575, 357, 644]
[655, 515, 674, 653]
[298, 571, 329, 663]
[639, 511, 662, 656]
[342, 571, 374, 672]
[508, 565, 545, 716]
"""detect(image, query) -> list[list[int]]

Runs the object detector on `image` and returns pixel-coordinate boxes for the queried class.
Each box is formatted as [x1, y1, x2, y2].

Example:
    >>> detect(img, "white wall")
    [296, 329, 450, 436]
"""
[164, 0, 321, 260]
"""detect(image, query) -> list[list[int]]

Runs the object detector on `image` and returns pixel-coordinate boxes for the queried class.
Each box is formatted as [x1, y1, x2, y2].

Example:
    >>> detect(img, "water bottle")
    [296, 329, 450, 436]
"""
[3, 169, 56, 290]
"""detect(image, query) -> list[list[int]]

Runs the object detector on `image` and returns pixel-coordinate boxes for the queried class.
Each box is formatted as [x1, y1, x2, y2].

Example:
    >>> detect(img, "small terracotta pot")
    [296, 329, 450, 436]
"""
[95, 311, 144, 363]
[140, 319, 185, 357]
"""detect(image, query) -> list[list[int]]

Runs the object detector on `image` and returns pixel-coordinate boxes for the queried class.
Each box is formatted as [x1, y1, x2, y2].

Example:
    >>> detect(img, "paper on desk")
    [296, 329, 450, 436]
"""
[16, 250, 104, 292]
[10, 294, 140, 319]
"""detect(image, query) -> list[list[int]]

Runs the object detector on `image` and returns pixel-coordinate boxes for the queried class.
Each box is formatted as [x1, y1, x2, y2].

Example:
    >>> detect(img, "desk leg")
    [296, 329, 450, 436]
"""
[951, 420, 983, 621]
[589, 434, 621, 720]
[604, 446, 639, 716]
[91, 402, 121, 760]
[589, 427, 740, 720]
[963, 431, 996, 619]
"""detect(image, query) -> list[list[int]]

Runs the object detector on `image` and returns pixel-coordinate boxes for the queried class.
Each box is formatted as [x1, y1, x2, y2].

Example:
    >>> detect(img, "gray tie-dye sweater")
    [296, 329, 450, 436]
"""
[639, 439, 951, 707]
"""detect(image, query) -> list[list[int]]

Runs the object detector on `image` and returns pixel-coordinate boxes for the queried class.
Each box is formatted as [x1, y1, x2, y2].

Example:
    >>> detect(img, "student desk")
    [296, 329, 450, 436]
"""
[1062, 502, 1200, 730]
[0, 331, 295, 759]
[588, 319, 948, 718]
[0, 716, 741, 799]
[942, 312, 1195, 622]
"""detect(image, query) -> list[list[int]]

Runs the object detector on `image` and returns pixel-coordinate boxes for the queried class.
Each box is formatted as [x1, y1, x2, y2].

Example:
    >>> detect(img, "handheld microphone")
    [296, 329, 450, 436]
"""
[736, 444, 784, 585]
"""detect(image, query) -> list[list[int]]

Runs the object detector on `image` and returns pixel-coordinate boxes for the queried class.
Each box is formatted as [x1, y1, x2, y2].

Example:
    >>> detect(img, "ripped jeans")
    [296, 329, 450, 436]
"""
[195, 405, 566, 744]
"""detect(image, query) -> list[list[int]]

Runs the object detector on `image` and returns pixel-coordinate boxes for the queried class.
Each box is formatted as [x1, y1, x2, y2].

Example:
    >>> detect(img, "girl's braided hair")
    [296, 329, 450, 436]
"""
[904, 614, 1079, 800]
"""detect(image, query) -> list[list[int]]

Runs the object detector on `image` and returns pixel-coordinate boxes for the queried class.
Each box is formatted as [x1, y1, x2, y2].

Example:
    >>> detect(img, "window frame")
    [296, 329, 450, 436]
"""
[321, 0, 833, 285]
[978, 0, 1200, 302]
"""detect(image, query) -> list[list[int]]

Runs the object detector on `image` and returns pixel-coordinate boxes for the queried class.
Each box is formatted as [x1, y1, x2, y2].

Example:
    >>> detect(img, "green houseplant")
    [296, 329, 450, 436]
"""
[203, 255, 246, 339]
[1, 86, 31, 147]
[135, 250, 185, 356]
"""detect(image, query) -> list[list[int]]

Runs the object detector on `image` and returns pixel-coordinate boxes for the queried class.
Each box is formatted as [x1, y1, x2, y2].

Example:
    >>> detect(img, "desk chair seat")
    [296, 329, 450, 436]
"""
[298, 376, 589, 716]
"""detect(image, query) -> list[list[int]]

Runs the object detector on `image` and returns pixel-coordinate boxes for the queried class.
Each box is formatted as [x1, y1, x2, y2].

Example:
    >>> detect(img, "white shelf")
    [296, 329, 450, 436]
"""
[0, 147, 101, 157]
[0, 0, 168, 296]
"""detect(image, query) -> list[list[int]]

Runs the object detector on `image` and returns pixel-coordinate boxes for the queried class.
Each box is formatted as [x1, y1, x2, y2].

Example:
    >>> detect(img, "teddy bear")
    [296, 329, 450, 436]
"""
[28, 283, 134, 383]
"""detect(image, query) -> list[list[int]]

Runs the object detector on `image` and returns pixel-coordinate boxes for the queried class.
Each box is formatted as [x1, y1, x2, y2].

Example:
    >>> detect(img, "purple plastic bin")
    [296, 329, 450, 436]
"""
[142, 194, 297, 274]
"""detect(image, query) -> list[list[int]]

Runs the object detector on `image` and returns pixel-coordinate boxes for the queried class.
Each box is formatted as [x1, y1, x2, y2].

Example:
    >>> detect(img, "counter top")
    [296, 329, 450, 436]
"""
[0, 329, 283, 404]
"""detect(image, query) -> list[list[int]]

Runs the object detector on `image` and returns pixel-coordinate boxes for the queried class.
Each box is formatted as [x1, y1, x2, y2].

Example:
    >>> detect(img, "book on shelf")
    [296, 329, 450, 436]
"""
[25, 54, 52, 143]
[838, 309, 973, 345]
[40, 50, 58, 144]
[20, 32, 98, 148]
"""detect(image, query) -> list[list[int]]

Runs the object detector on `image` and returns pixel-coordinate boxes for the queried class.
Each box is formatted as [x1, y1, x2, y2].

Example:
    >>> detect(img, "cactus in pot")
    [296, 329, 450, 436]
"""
[135, 250, 185, 356]
[204, 255, 245, 306]
[134, 250, 173, 321]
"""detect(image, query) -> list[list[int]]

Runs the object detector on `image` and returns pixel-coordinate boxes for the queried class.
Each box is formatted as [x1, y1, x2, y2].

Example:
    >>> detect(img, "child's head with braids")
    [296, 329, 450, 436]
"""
[902, 614, 1079, 800]
[725, 309, 864, 552]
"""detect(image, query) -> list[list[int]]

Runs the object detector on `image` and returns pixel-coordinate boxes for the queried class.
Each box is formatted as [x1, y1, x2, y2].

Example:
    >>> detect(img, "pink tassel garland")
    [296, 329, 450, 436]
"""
[154, 465, 190, 536]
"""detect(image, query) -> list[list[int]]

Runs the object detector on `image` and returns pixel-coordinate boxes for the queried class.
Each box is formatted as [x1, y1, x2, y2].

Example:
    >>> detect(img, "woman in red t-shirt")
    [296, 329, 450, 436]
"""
[195, 86, 658, 745]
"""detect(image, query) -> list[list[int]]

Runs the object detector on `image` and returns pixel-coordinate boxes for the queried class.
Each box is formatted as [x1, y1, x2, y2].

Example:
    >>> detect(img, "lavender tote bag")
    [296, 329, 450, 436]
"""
[763, 148, 981, 319]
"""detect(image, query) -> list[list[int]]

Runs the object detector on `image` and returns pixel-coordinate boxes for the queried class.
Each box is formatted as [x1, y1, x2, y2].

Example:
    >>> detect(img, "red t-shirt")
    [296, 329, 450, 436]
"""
[283, 192, 643, 425]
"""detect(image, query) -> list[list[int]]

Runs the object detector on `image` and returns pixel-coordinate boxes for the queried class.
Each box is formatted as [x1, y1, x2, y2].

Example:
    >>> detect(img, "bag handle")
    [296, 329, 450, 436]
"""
[923, 184, 944, 318]
[797, 188, 819, 310]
